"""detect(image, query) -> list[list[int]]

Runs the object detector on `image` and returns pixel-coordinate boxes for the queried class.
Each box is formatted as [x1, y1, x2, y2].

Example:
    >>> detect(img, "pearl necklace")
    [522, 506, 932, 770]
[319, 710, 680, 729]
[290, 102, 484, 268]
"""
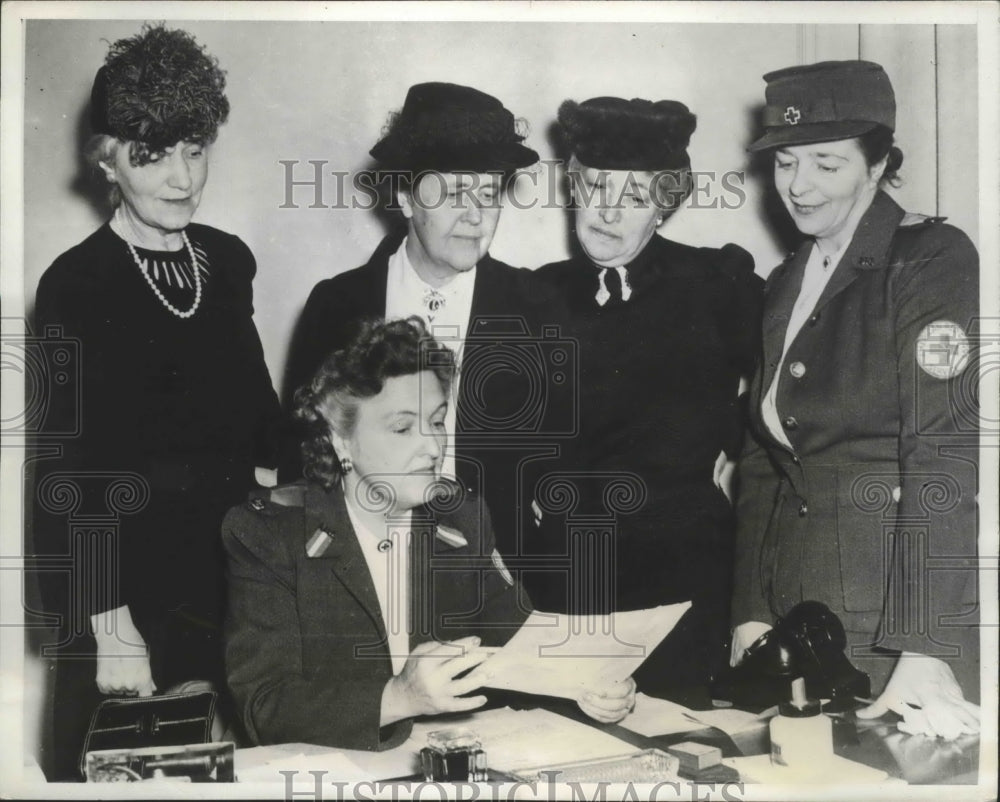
[126, 231, 202, 319]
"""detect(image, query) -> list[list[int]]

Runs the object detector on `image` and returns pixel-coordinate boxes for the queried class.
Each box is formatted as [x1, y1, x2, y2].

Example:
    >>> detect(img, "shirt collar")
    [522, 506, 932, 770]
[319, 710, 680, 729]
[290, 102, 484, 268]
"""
[395, 236, 478, 298]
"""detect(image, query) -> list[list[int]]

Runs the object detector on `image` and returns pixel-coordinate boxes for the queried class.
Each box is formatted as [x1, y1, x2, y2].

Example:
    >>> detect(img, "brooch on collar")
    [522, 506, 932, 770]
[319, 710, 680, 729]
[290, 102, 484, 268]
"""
[423, 288, 446, 322]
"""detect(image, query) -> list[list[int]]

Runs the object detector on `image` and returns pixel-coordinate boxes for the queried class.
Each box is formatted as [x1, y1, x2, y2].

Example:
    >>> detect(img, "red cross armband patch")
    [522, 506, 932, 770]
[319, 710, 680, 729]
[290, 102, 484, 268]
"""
[916, 320, 971, 380]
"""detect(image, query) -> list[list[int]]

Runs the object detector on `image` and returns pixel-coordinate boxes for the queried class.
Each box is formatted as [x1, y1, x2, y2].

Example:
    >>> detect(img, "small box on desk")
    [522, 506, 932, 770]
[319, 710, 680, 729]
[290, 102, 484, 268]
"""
[667, 742, 722, 773]
[677, 763, 741, 783]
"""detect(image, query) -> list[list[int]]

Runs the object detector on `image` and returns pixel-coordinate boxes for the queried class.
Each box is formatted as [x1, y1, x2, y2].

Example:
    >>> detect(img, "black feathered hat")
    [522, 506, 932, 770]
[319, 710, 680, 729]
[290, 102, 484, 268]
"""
[370, 82, 538, 174]
[557, 96, 697, 172]
[89, 25, 229, 155]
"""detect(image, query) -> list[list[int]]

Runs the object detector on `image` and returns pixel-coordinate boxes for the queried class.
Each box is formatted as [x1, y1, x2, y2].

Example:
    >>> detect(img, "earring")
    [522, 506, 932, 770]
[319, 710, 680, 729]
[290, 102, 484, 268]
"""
[340, 457, 353, 474]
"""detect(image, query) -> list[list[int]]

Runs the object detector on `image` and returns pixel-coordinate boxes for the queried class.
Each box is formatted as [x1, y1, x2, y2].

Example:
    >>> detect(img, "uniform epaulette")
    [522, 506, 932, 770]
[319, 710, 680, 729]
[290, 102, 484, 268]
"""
[900, 212, 947, 228]
[246, 482, 307, 513]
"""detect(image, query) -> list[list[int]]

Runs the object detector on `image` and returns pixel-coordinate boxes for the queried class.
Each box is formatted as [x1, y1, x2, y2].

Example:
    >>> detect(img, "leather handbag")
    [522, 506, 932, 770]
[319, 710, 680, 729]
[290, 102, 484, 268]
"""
[79, 691, 217, 777]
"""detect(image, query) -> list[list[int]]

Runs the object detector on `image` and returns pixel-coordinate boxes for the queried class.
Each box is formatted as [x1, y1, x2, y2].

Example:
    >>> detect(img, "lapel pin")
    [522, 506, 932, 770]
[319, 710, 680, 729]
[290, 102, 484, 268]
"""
[306, 527, 334, 558]
[435, 524, 468, 548]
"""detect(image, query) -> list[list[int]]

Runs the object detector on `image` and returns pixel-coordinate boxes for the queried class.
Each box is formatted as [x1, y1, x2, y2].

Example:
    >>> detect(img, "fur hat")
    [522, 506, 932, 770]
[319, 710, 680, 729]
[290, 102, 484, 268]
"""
[557, 96, 697, 171]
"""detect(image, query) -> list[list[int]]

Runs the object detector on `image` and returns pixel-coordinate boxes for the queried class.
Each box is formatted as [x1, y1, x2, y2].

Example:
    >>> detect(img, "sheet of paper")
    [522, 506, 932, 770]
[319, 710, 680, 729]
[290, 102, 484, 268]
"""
[408, 707, 637, 772]
[237, 750, 373, 783]
[480, 602, 692, 699]
[684, 705, 777, 738]
[724, 753, 897, 785]
[617, 693, 702, 737]
[236, 741, 418, 781]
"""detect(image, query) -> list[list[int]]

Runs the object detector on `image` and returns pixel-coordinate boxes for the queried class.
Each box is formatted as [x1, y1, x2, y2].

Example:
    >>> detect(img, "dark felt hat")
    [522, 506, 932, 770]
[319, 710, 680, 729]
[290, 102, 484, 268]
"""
[369, 82, 538, 174]
[749, 60, 895, 152]
[557, 96, 697, 172]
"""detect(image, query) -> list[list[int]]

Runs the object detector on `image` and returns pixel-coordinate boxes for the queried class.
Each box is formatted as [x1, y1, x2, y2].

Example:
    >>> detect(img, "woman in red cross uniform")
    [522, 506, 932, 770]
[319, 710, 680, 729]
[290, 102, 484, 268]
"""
[731, 60, 980, 740]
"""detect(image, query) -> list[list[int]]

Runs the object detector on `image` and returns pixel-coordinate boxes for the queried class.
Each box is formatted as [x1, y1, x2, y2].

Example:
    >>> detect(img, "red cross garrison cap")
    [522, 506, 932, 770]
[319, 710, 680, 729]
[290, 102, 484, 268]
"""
[748, 60, 895, 152]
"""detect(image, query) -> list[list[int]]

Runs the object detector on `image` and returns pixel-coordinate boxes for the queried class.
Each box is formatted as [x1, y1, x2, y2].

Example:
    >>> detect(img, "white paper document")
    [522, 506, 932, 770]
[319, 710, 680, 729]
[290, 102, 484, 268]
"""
[480, 602, 692, 699]
[686, 705, 777, 738]
[723, 753, 897, 785]
[237, 750, 372, 786]
[617, 693, 702, 737]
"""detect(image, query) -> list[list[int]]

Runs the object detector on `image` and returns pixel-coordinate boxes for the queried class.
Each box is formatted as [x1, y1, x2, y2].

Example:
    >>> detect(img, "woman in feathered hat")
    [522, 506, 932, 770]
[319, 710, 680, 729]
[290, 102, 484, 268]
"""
[526, 97, 763, 708]
[33, 24, 280, 778]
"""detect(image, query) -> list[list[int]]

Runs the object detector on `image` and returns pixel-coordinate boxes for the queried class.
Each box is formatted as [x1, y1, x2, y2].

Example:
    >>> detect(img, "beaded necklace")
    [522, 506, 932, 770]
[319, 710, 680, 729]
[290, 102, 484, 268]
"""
[126, 231, 203, 319]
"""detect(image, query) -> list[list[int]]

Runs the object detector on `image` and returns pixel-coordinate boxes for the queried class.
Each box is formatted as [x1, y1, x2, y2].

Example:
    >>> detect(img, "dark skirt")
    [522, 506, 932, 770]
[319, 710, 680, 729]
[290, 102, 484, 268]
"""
[524, 479, 735, 706]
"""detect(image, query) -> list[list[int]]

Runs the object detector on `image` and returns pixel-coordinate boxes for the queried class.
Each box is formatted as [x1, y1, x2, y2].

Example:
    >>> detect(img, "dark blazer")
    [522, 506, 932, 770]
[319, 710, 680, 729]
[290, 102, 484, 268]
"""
[223, 481, 530, 750]
[733, 192, 979, 685]
[285, 229, 546, 410]
[283, 230, 564, 557]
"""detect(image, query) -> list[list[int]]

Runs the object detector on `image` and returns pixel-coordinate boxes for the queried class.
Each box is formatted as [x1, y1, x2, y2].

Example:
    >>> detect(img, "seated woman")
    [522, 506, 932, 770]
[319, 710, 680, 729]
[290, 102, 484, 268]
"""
[223, 317, 635, 749]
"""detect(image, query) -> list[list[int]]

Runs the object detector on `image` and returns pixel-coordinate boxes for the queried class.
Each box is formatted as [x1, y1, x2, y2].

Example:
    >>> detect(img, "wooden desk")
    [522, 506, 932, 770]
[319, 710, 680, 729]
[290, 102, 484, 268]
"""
[236, 698, 981, 787]
[506, 696, 981, 786]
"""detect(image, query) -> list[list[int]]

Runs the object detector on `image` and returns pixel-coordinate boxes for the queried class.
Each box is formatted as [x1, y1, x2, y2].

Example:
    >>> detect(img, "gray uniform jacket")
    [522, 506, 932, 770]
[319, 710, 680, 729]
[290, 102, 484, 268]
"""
[733, 191, 979, 691]
[223, 481, 530, 750]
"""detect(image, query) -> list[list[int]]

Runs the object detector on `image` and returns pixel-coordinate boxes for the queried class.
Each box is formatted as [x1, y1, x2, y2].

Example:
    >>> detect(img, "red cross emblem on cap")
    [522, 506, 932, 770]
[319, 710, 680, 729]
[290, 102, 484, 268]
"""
[784, 106, 801, 125]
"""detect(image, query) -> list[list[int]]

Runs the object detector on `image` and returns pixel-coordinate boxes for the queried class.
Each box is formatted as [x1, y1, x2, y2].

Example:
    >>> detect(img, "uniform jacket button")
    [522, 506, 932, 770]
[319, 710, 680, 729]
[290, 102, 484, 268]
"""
[782, 416, 799, 430]
[789, 361, 806, 378]
[798, 503, 808, 517]
[808, 313, 821, 326]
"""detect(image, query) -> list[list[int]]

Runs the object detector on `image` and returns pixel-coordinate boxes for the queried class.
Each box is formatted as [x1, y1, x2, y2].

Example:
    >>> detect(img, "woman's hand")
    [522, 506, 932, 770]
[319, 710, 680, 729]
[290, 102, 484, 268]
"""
[577, 677, 636, 724]
[729, 621, 772, 667]
[713, 450, 736, 504]
[380, 636, 492, 726]
[91, 606, 156, 696]
[856, 653, 979, 740]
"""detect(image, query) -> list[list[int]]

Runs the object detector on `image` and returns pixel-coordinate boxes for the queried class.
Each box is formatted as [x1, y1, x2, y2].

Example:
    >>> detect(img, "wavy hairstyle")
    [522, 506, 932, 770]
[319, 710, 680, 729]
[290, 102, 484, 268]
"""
[293, 317, 455, 491]
[89, 23, 229, 166]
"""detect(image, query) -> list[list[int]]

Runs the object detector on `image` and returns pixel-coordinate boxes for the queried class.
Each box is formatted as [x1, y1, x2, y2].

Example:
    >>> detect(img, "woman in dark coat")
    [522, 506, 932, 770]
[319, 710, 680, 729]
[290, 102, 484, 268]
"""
[731, 60, 980, 740]
[223, 318, 636, 749]
[527, 97, 763, 708]
[32, 25, 280, 779]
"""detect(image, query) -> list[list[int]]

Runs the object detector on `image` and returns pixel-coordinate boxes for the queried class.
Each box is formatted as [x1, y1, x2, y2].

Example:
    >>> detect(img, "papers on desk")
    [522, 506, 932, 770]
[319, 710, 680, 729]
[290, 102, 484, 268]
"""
[237, 747, 373, 784]
[618, 693, 701, 736]
[618, 694, 777, 739]
[723, 753, 899, 785]
[686, 706, 778, 738]
[480, 602, 691, 699]
[409, 707, 637, 773]
[236, 708, 638, 781]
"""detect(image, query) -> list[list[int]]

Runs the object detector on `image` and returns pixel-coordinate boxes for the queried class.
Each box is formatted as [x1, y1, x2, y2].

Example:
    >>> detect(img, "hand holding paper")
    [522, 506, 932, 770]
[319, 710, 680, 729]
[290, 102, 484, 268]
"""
[381, 636, 491, 725]
[577, 676, 637, 723]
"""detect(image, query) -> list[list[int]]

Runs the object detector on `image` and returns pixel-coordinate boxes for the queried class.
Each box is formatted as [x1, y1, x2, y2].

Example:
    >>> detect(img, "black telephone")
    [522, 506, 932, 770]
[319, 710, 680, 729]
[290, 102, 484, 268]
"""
[714, 601, 871, 712]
